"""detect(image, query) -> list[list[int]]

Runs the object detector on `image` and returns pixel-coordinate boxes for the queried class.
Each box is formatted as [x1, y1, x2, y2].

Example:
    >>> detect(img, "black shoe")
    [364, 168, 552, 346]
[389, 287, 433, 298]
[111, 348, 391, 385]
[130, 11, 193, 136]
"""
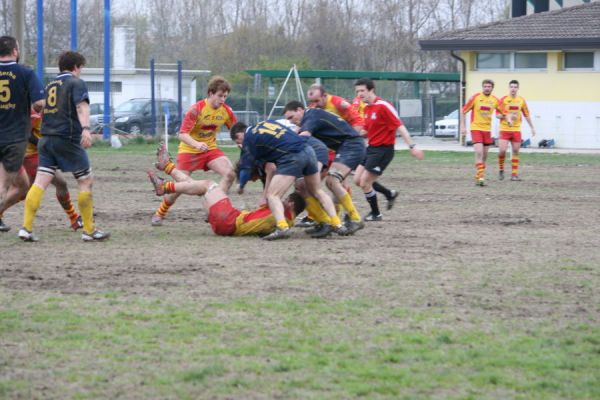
[305, 223, 323, 235]
[310, 223, 333, 238]
[333, 224, 351, 236]
[295, 216, 315, 228]
[0, 218, 10, 232]
[343, 213, 351, 225]
[499, 171, 505, 181]
[386, 190, 399, 210]
[364, 212, 383, 222]
[345, 220, 365, 234]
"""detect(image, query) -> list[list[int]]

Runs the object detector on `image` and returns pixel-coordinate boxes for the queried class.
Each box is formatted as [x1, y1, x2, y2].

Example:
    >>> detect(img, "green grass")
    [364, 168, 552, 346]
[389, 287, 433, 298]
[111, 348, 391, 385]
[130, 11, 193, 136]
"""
[89, 138, 600, 167]
[1, 292, 598, 399]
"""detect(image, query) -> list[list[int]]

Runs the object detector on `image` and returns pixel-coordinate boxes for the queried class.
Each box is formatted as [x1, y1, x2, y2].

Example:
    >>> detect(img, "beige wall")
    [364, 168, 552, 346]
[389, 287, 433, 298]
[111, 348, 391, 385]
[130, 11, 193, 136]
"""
[459, 51, 600, 148]
[461, 51, 600, 101]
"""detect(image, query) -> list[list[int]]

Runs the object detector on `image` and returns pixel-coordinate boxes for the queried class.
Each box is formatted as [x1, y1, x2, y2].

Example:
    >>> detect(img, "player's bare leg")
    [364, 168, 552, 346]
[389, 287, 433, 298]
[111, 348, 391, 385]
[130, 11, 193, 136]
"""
[206, 156, 235, 193]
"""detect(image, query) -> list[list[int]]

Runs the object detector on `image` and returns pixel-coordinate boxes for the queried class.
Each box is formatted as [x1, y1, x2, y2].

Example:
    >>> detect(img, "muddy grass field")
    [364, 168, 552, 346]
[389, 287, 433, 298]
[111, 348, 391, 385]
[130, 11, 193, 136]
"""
[1, 142, 599, 399]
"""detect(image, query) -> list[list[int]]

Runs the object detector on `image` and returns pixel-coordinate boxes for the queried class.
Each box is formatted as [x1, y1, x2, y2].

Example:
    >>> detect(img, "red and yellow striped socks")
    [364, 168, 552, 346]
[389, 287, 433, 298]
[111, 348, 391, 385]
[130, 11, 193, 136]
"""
[163, 161, 175, 175]
[475, 162, 485, 181]
[155, 198, 173, 219]
[57, 193, 80, 225]
[511, 155, 520, 176]
[498, 154, 505, 173]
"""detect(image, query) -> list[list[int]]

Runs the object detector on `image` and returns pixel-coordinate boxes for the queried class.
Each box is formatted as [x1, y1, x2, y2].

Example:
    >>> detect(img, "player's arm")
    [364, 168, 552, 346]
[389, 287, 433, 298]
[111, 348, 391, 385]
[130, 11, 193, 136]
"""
[522, 101, 536, 136]
[460, 95, 475, 136]
[237, 148, 255, 194]
[337, 99, 365, 131]
[178, 132, 209, 152]
[76, 101, 92, 148]
[177, 106, 208, 152]
[32, 99, 45, 113]
[28, 69, 45, 112]
[397, 125, 424, 160]
[298, 112, 319, 137]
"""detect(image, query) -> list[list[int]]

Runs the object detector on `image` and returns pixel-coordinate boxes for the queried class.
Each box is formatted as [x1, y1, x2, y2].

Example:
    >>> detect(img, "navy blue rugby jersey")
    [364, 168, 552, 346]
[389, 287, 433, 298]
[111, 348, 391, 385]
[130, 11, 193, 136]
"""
[42, 72, 89, 139]
[0, 61, 44, 145]
[299, 108, 360, 150]
[239, 120, 308, 169]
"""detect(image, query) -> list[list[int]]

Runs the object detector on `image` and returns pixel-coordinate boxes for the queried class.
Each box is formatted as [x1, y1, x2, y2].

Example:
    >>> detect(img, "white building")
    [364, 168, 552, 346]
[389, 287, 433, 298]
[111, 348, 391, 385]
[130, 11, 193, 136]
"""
[45, 26, 209, 111]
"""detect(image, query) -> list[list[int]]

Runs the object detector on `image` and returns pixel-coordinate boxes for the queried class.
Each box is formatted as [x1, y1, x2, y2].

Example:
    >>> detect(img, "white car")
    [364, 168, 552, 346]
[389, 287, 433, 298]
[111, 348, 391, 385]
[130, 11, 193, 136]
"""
[434, 110, 459, 138]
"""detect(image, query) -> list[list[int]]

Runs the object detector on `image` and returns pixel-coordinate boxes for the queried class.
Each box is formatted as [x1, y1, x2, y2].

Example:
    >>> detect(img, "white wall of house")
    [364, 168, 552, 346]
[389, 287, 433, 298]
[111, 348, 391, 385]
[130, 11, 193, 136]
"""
[44, 67, 208, 110]
[527, 101, 600, 148]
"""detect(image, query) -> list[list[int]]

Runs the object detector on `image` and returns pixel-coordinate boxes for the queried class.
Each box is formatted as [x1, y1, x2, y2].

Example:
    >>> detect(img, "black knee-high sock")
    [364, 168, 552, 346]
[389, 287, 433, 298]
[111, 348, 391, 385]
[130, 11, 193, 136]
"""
[365, 190, 380, 215]
[372, 181, 392, 199]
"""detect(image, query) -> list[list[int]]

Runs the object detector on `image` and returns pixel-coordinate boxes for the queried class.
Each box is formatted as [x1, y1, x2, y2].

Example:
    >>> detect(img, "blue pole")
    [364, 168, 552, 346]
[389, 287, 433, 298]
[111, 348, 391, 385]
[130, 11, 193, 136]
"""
[70, 0, 77, 50]
[102, 0, 110, 140]
[36, 0, 44, 82]
[177, 60, 183, 124]
[150, 58, 156, 136]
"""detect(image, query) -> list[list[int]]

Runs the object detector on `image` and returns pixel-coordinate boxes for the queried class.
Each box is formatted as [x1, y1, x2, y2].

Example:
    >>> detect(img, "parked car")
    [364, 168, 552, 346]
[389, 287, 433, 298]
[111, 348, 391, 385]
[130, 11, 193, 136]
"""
[89, 103, 105, 133]
[113, 98, 181, 135]
[434, 109, 459, 138]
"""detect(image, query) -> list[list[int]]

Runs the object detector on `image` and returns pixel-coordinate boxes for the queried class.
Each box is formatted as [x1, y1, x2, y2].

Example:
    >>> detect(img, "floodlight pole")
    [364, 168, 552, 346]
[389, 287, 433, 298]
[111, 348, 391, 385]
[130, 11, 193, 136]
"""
[150, 59, 157, 136]
[36, 0, 44, 82]
[70, 0, 77, 50]
[102, 0, 111, 140]
[177, 61, 183, 124]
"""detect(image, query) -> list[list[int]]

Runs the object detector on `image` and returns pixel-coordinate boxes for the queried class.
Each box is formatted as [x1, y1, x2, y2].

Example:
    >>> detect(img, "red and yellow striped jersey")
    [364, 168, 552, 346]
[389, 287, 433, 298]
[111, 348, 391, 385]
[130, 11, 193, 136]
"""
[178, 99, 237, 154]
[320, 94, 364, 128]
[234, 205, 294, 236]
[25, 111, 42, 157]
[463, 93, 502, 132]
[352, 95, 366, 119]
[497, 95, 530, 132]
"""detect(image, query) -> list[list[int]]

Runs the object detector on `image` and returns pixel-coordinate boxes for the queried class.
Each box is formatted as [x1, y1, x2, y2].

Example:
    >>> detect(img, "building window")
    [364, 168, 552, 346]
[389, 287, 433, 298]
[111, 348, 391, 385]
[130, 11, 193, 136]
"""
[515, 52, 547, 69]
[476, 52, 510, 69]
[87, 81, 122, 93]
[564, 52, 594, 69]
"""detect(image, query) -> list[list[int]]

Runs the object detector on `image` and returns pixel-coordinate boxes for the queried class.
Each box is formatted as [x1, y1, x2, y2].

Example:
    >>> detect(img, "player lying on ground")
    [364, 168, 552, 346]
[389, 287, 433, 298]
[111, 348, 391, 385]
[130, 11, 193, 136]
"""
[231, 120, 350, 240]
[148, 143, 305, 237]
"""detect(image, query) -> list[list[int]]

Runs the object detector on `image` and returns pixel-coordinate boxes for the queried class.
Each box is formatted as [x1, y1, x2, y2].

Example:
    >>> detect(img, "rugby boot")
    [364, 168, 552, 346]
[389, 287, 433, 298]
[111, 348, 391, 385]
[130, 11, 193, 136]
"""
[476, 178, 486, 187]
[147, 170, 166, 196]
[333, 224, 350, 236]
[310, 223, 333, 238]
[510, 175, 521, 181]
[70, 216, 83, 231]
[0, 218, 10, 232]
[155, 141, 173, 171]
[18, 228, 38, 242]
[364, 212, 383, 221]
[151, 214, 164, 227]
[305, 223, 323, 235]
[498, 170, 505, 181]
[295, 215, 315, 228]
[386, 190, 399, 210]
[262, 227, 291, 241]
[82, 229, 111, 242]
[345, 220, 365, 235]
